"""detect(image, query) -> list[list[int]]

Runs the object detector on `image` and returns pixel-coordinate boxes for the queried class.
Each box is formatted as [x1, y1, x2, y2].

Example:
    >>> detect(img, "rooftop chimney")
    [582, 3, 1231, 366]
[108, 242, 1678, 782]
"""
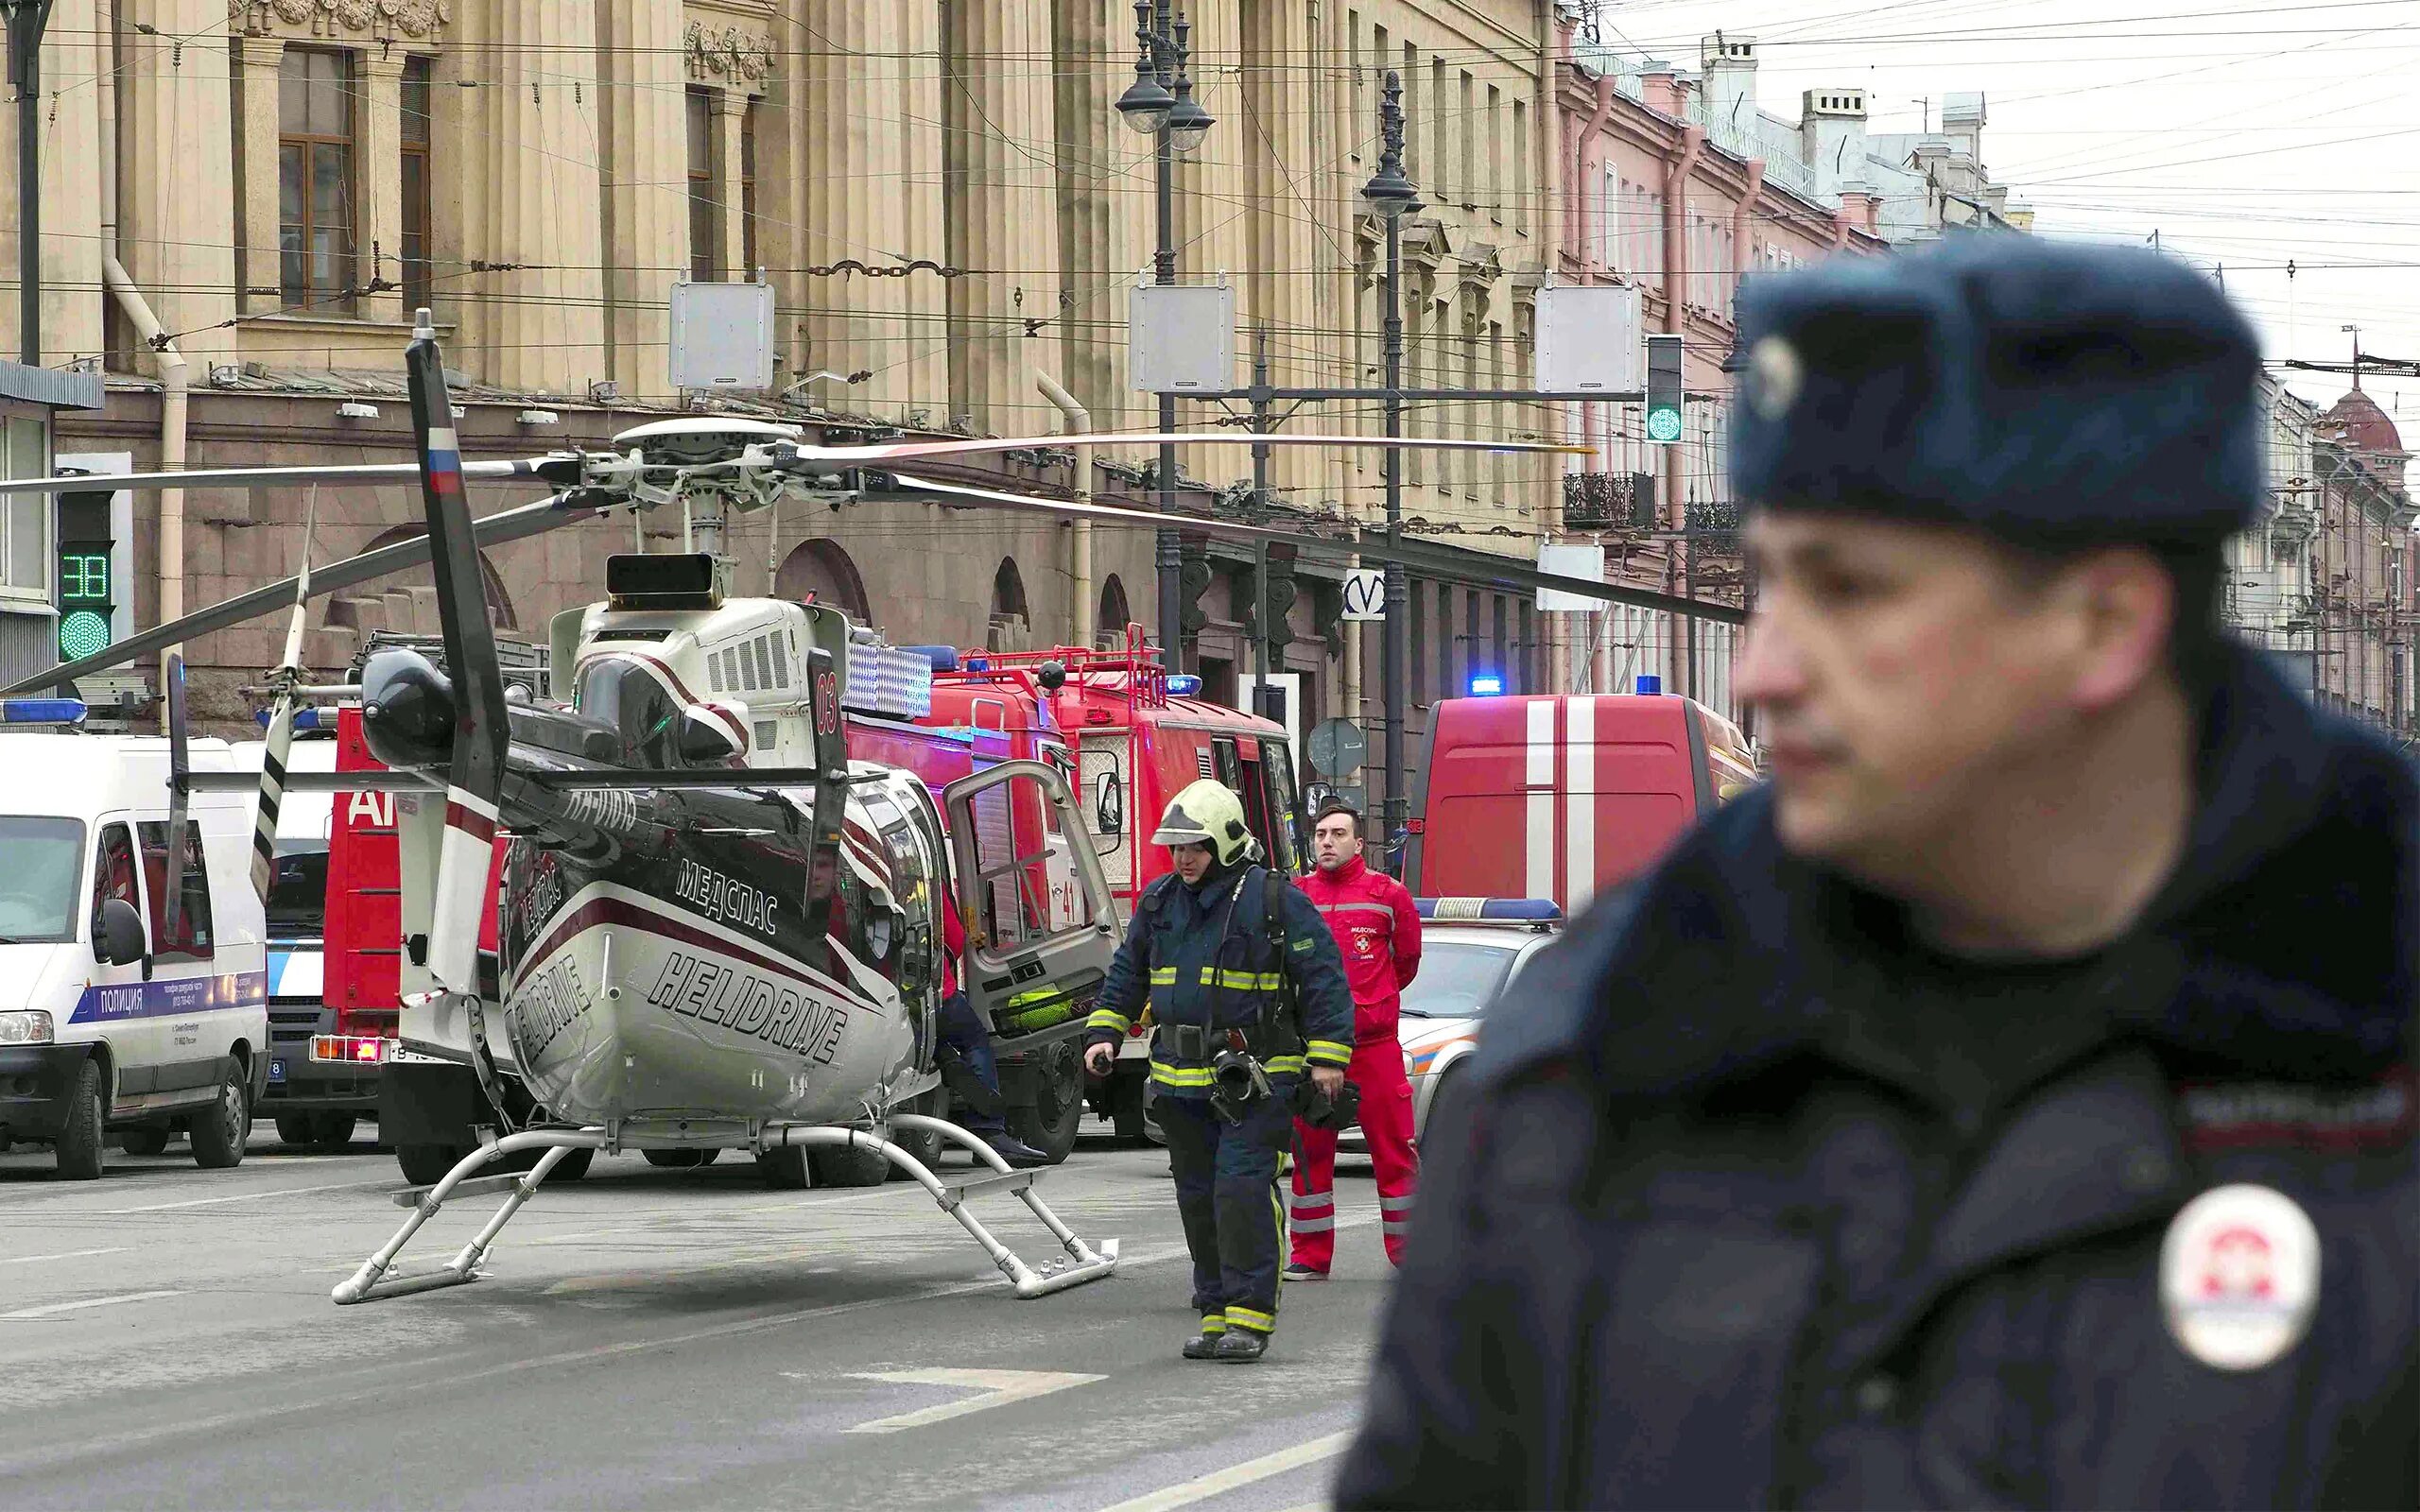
[1699, 34, 1758, 154]
[1801, 87, 1870, 200]
[1942, 91, 1986, 165]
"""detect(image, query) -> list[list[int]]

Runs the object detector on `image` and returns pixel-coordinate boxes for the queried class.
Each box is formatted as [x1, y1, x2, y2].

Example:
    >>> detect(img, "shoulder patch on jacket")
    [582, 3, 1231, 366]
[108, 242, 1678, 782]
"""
[2176, 1068, 2414, 1153]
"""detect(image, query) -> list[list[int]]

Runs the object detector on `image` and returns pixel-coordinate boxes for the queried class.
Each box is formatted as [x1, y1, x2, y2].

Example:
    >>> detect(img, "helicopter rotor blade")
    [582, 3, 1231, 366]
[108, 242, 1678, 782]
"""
[876, 472, 1747, 627]
[0, 490, 606, 700]
[248, 485, 320, 906]
[801, 430, 1590, 467]
[403, 315, 514, 1002]
[0, 456, 579, 497]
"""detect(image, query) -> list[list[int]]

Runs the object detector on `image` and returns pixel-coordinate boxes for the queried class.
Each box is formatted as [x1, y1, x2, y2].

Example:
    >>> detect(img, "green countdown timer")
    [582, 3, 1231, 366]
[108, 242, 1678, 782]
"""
[59, 609, 110, 660]
[60, 552, 108, 600]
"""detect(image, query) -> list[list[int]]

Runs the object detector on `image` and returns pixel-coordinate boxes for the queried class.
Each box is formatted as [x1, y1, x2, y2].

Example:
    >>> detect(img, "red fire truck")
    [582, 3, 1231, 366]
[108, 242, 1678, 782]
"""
[1405, 687, 1758, 916]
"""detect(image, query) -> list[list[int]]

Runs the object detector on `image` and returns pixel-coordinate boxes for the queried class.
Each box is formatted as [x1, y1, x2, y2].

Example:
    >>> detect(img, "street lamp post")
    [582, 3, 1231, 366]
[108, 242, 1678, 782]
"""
[1116, 1, 1213, 673]
[1362, 72, 1420, 867]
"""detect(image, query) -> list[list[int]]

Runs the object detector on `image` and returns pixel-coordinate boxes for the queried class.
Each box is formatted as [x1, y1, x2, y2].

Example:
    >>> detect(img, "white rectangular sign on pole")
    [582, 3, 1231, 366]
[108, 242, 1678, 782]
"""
[1535, 284, 1644, 392]
[1340, 568, 1386, 622]
[1535, 543, 1606, 612]
[668, 280, 777, 391]
[1128, 283, 1236, 392]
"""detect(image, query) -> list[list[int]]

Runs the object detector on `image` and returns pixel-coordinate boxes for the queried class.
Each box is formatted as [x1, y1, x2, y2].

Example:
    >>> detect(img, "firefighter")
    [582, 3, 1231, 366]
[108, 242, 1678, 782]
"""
[1336, 237, 2417, 1506]
[1286, 799, 1423, 1278]
[934, 886, 1051, 1169]
[1081, 779, 1354, 1362]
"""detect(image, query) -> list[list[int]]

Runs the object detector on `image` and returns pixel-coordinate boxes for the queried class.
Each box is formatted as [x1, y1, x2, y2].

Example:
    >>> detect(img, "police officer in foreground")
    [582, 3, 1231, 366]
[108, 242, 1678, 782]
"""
[1335, 236, 2416, 1507]
[1081, 779, 1355, 1362]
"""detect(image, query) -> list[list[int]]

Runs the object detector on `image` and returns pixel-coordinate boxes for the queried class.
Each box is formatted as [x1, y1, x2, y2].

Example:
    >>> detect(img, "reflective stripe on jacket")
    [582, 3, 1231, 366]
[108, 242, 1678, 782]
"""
[1083, 864, 1355, 1095]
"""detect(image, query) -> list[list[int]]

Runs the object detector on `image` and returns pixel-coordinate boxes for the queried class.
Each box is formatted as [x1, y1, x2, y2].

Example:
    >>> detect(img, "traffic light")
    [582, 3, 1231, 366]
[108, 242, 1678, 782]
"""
[54, 485, 115, 662]
[1644, 333, 1684, 445]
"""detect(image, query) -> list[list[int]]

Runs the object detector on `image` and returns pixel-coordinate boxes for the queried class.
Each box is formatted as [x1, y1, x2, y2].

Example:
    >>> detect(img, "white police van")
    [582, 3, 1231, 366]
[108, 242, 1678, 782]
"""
[0, 697, 270, 1178]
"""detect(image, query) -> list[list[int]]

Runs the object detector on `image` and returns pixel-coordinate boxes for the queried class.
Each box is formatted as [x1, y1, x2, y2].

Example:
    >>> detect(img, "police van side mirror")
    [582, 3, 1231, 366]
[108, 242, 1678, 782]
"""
[95, 897, 147, 966]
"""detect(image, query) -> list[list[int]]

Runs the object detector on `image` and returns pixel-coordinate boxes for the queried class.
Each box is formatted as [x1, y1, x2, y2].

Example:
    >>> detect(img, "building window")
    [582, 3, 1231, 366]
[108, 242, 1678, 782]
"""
[687, 86, 719, 281]
[279, 48, 356, 310]
[400, 57, 432, 314]
[0, 416, 47, 601]
[740, 103, 759, 276]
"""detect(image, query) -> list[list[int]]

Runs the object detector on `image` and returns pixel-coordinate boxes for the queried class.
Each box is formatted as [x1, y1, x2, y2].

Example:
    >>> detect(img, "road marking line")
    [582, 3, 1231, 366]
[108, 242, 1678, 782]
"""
[834, 1368, 1107, 1434]
[0, 1290, 184, 1320]
[0, 1246, 130, 1267]
[1096, 1432, 1356, 1512]
[98, 1178, 392, 1213]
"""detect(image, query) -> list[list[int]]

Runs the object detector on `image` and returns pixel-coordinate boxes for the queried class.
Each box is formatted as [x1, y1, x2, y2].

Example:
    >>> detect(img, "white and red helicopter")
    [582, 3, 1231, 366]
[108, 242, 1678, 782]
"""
[0, 312, 1726, 1306]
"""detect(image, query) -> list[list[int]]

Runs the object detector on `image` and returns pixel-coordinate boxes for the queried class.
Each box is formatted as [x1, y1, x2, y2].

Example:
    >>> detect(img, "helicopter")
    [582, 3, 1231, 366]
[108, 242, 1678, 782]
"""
[0, 310, 1725, 1306]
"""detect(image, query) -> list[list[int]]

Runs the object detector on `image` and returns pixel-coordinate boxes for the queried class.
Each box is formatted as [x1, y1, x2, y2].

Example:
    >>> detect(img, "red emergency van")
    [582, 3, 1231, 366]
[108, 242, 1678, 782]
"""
[1406, 691, 1758, 916]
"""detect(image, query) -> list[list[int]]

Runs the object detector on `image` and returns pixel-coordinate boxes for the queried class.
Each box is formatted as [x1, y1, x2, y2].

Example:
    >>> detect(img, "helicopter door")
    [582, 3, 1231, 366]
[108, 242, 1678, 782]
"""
[942, 760, 1119, 1042]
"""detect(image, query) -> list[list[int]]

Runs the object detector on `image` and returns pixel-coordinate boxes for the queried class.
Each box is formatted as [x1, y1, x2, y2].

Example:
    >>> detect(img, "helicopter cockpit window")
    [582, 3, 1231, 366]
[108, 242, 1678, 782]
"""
[573, 658, 683, 769]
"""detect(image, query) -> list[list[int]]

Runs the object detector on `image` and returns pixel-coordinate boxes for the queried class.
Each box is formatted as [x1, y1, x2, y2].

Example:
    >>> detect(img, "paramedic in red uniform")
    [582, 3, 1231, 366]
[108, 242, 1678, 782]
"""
[1286, 799, 1423, 1277]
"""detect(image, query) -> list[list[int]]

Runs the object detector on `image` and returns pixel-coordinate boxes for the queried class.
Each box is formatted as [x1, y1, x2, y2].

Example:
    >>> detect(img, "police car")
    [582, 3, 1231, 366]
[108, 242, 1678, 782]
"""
[0, 697, 270, 1177]
[1338, 897, 1561, 1156]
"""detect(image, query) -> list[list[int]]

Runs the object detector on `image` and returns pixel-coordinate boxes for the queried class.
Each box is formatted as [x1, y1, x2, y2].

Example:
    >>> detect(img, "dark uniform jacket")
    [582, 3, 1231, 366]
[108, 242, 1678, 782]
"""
[1087, 863, 1356, 1096]
[1336, 648, 2416, 1509]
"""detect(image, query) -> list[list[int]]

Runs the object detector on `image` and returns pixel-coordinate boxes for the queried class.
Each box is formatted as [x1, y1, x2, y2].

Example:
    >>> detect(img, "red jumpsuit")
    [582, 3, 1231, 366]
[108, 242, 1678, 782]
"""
[1288, 854, 1422, 1270]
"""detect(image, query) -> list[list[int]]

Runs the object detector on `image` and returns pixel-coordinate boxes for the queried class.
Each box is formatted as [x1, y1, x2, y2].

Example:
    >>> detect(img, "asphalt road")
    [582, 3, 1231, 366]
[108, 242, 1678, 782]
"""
[0, 1122, 1396, 1512]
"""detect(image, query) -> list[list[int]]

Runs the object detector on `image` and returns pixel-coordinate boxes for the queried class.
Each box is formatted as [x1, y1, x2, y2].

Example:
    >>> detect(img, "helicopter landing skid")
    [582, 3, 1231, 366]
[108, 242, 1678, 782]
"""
[331, 1117, 1118, 1306]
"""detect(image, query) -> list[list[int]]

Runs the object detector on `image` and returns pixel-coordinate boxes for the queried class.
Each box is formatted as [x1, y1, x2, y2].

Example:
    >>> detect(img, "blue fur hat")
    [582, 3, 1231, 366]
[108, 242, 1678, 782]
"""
[1728, 235, 2264, 548]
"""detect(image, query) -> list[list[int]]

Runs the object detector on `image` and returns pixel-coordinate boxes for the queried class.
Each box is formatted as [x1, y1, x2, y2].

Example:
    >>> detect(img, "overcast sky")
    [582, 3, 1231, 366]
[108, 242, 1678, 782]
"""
[1589, 0, 2420, 426]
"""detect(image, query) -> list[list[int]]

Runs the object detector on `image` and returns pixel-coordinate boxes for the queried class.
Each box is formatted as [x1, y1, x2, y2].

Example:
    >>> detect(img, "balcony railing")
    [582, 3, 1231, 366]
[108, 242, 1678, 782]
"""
[1564, 471, 1657, 529]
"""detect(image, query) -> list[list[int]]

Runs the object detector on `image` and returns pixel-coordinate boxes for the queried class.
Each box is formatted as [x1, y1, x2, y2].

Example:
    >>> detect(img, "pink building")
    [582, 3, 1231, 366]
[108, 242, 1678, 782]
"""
[1550, 23, 1888, 711]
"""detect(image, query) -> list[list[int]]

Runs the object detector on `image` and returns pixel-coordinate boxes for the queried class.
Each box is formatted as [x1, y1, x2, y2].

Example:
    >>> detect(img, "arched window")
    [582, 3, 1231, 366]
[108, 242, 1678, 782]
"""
[1097, 573, 1131, 648]
[360, 524, 518, 629]
[988, 557, 1029, 652]
[775, 538, 872, 624]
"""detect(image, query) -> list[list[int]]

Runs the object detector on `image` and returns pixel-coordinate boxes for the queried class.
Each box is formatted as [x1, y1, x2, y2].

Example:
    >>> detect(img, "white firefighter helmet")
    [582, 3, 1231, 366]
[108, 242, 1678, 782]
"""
[1151, 778, 1256, 867]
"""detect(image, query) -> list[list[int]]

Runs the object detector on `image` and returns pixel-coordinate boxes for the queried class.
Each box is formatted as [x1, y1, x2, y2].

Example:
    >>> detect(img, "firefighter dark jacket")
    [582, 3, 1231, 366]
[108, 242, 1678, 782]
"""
[1335, 644, 2417, 1510]
[1086, 863, 1356, 1096]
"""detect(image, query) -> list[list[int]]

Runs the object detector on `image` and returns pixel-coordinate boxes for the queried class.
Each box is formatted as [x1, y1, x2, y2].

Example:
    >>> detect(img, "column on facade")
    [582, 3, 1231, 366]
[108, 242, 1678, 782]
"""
[12, 0, 106, 361]
[715, 89, 750, 279]
[355, 53, 407, 326]
[476, 1, 606, 392]
[1242, 0, 1315, 497]
[121, 0, 238, 362]
[790, 0, 915, 412]
[941, 0, 1054, 433]
[597, 0, 685, 401]
[1047, 0, 1120, 431]
[229, 35, 284, 317]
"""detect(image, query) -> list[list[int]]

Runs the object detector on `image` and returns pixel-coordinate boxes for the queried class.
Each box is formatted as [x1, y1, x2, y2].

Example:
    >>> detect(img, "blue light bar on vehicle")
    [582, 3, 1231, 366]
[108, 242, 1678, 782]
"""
[906, 645, 959, 673]
[1467, 674, 1504, 696]
[1165, 674, 1202, 696]
[1415, 897, 1564, 921]
[254, 706, 322, 730]
[1, 697, 87, 726]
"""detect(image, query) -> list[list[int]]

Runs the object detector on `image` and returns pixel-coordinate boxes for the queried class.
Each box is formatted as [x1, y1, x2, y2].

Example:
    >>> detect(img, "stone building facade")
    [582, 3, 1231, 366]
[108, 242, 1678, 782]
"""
[0, 1, 1571, 802]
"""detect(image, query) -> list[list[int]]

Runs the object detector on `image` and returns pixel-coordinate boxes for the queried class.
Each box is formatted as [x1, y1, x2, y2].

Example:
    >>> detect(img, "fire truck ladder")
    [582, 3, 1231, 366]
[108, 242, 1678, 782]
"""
[331, 1115, 1119, 1305]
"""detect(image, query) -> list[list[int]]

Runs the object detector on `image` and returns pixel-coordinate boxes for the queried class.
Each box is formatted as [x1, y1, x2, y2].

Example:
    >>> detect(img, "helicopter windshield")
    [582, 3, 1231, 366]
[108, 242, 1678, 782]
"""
[573, 658, 683, 768]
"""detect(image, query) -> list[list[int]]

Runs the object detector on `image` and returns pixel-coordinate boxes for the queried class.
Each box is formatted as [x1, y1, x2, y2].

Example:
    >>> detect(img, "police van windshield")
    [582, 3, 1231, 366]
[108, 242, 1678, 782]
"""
[0, 816, 87, 944]
[573, 658, 681, 767]
[1399, 941, 1519, 1019]
[268, 839, 328, 939]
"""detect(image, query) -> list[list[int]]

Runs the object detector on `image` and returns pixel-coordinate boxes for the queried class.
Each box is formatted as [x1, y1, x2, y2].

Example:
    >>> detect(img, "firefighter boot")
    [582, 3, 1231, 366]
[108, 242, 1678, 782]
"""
[1212, 1330, 1269, 1363]
[1183, 1316, 1227, 1360]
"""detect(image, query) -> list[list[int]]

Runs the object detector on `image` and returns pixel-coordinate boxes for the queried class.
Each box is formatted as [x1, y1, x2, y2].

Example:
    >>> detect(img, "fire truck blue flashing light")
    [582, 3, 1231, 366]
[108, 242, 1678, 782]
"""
[1, 697, 87, 726]
[906, 645, 959, 673]
[1414, 897, 1564, 922]
[1165, 674, 1202, 696]
[254, 706, 322, 731]
[1467, 674, 1504, 696]
[1635, 674, 1663, 695]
